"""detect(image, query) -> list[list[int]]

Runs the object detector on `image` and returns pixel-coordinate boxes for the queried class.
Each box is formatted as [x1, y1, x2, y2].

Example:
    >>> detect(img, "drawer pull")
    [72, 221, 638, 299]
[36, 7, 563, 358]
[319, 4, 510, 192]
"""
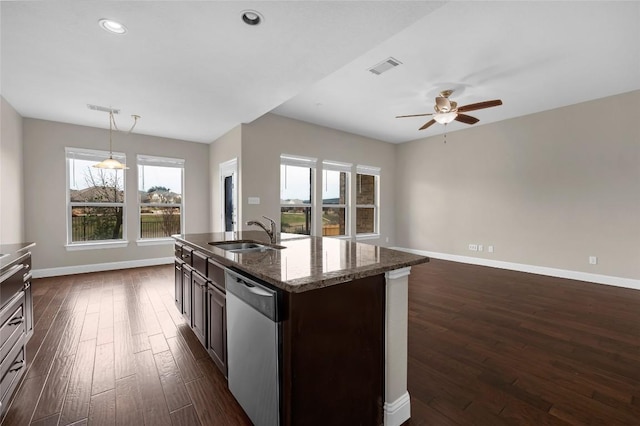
[8, 317, 24, 326]
[9, 360, 24, 372]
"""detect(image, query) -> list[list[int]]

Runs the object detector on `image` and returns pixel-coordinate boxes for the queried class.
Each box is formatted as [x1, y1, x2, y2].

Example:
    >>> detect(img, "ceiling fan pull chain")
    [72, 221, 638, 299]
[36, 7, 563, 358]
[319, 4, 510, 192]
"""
[444, 124, 447, 144]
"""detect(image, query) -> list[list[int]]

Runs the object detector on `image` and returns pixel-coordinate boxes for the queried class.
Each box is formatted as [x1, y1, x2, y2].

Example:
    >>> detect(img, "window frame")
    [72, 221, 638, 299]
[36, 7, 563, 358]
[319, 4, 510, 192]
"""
[65, 147, 128, 250]
[355, 165, 380, 238]
[137, 154, 185, 244]
[321, 160, 351, 238]
[280, 154, 317, 236]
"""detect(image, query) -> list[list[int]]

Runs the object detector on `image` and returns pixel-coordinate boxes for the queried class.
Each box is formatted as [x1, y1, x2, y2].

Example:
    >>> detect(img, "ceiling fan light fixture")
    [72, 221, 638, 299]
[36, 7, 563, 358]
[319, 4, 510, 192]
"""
[433, 112, 457, 124]
[98, 19, 127, 35]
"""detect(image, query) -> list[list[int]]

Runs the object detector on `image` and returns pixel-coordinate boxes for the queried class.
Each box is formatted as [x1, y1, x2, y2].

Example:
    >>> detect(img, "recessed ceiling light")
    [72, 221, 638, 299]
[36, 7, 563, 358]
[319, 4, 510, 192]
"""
[241, 10, 263, 26]
[98, 18, 127, 35]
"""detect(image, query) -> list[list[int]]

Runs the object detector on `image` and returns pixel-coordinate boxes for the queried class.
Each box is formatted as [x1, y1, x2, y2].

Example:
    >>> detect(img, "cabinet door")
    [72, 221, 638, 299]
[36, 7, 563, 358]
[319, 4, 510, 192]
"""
[191, 272, 207, 346]
[182, 265, 192, 323]
[174, 261, 183, 312]
[207, 285, 227, 376]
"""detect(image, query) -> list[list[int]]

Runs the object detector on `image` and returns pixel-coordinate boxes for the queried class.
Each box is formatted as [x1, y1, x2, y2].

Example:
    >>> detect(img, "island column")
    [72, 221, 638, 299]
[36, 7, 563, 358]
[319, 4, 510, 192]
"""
[384, 266, 412, 426]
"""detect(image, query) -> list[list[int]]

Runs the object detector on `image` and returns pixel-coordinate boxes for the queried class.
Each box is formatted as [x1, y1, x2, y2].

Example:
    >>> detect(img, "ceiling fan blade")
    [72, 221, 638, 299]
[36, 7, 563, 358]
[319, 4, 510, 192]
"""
[419, 119, 436, 130]
[455, 114, 480, 125]
[457, 99, 503, 113]
[396, 113, 434, 118]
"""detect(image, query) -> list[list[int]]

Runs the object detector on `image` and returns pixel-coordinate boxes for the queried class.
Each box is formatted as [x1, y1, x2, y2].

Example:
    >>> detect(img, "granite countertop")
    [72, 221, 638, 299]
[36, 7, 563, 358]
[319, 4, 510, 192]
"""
[0, 242, 35, 269]
[173, 232, 429, 293]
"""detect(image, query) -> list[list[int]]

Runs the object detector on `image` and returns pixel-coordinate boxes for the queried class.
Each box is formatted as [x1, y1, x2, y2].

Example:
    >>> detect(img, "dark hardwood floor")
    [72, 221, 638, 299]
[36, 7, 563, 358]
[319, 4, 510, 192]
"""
[2, 259, 639, 425]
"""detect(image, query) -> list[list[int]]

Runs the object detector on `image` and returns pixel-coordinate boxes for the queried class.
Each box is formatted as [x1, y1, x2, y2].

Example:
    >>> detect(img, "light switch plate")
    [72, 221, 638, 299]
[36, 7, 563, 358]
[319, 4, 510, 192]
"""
[248, 197, 260, 205]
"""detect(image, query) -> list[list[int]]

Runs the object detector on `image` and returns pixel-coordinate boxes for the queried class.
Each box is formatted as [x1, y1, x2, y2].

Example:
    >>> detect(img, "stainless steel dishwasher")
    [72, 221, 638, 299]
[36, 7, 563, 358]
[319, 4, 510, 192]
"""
[225, 269, 282, 426]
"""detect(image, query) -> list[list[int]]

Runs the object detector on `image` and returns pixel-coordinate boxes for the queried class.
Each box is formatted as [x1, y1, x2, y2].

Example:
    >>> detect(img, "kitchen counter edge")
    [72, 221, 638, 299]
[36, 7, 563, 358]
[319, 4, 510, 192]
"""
[172, 233, 428, 293]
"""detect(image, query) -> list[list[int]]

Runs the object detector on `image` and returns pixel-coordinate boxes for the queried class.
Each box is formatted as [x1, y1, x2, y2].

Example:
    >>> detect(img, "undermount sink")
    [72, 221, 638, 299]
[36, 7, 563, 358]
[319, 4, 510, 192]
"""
[208, 240, 284, 253]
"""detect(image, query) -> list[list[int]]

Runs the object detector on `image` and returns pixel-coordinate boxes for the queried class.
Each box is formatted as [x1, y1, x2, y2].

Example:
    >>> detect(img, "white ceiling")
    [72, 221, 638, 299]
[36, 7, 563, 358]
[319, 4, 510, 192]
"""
[2, 1, 639, 145]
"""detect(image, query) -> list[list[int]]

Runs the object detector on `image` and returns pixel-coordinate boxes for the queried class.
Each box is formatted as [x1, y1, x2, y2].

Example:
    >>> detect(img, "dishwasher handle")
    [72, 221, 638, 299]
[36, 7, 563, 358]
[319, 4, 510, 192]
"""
[225, 270, 281, 321]
[235, 277, 273, 297]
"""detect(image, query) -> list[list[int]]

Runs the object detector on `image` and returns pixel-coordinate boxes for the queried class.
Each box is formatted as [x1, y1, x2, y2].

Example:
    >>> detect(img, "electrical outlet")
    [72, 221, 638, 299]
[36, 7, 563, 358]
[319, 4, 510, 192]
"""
[468, 244, 478, 251]
[488, 245, 494, 253]
[478, 244, 483, 252]
[589, 256, 597, 265]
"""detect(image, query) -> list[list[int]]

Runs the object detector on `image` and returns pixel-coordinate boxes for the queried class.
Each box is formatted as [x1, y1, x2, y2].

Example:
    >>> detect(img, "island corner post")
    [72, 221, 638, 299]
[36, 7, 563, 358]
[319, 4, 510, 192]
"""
[383, 266, 412, 426]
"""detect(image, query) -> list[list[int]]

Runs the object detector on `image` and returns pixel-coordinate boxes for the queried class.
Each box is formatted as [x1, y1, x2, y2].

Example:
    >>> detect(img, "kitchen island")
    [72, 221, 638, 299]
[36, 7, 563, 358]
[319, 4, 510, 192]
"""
[173, 231, 428, 426]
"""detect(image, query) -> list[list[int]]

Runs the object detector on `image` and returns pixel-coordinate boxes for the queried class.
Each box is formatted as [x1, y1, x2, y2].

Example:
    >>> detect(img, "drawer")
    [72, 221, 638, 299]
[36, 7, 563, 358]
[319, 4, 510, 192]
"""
[174, 243, 183, 259]
[0, 337, 26, 405]
[0, 293, 25, 364]
[180, 246, 193, 266]
[192, 251, 208, 276]
[207, 259, 226, 292]
[0, 259, 28, 309]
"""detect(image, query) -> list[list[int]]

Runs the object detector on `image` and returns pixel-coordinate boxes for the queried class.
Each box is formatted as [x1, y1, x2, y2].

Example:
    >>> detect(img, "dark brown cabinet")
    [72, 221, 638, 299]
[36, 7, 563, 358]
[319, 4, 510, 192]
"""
[174, 245, 227, 377]
[207, 284, 226, 376]
[191, 271, 207, 346]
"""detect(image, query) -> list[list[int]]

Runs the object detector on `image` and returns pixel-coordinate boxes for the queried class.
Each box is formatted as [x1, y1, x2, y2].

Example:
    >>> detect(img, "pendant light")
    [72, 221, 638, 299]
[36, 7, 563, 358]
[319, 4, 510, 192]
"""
[93, 110, 139, 169]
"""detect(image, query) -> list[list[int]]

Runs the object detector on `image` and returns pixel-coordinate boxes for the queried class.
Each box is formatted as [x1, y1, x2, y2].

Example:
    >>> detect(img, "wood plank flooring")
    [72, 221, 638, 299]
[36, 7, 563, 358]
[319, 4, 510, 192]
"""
[405, 260, 640, 425]
[2, 259, 639, 425]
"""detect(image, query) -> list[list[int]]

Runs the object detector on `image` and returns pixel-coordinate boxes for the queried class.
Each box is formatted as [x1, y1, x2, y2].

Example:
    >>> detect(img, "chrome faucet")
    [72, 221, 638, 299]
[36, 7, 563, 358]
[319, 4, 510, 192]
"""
[246, 216, 277, 244]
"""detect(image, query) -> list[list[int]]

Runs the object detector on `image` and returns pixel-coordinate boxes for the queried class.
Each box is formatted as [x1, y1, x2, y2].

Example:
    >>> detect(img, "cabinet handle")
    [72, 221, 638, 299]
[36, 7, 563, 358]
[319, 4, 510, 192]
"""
[9, 360, 24, 372]
[8, 317, 24, 326]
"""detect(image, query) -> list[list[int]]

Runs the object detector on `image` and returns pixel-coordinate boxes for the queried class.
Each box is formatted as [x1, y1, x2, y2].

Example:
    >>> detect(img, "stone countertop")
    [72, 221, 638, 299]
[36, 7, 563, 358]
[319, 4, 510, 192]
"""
[0, 242, 35, 269]
[173, 232, 428, 293]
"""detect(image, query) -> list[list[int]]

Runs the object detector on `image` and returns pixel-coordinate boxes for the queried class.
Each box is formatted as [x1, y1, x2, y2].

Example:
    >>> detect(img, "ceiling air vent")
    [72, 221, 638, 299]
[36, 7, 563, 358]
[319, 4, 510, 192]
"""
[368, 57, 402, 75]
[87, 104, 120, 114]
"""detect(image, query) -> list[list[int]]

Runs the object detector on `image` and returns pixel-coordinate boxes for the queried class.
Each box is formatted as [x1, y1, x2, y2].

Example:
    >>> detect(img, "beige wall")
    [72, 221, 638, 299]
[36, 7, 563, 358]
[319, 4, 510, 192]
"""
[396, 90, 640, 279]
[23, 118, 210, 270]
[0, 97, 25, 244]
[209, 125, 241, 232]
[241, 113, 396, 245]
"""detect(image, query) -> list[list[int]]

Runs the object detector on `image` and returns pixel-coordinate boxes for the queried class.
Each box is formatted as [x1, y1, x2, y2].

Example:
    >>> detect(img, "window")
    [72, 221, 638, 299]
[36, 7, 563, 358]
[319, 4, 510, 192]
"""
[322, 160, 351, 237]
[138, 155, 184, 240]
[280, 154, 316, 235]
[356, 165, 380, 235]
[66, 147, 126, 244]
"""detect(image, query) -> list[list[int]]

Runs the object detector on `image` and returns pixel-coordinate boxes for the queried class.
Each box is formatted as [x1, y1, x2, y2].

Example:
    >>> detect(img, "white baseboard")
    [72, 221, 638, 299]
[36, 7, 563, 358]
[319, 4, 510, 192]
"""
[384, 391, 411, 426]
[392, 247, 640, 291]
[31, 257, 174, 278]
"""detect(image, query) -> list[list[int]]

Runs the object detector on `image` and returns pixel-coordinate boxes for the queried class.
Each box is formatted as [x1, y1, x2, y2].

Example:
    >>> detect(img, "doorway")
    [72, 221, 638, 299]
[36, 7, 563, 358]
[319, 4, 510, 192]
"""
[220, 158, 238, 232]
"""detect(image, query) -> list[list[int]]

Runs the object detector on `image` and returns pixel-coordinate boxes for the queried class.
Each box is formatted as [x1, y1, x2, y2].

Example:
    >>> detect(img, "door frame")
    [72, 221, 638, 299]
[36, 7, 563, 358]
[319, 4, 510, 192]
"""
[219, 158, 238, 232]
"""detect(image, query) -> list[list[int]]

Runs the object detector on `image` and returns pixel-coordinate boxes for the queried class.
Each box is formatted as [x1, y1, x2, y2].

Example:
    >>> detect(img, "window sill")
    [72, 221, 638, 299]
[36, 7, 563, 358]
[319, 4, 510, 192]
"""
[136, 238, 175, 246]
[65, 241, 129, 251]
[325, 235, 352, 240]
[355, 233, 380, 241]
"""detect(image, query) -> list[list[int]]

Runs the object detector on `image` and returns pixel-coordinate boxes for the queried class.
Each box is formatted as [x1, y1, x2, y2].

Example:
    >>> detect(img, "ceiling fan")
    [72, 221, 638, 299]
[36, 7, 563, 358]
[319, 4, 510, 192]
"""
[396, 90, 503, 130]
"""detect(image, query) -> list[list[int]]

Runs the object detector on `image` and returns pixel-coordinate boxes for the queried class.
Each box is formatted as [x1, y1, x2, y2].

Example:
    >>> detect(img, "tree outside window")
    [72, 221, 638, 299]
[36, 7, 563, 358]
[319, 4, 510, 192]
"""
[67, 148, 126, 243]
[138, 155, 184, 239]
